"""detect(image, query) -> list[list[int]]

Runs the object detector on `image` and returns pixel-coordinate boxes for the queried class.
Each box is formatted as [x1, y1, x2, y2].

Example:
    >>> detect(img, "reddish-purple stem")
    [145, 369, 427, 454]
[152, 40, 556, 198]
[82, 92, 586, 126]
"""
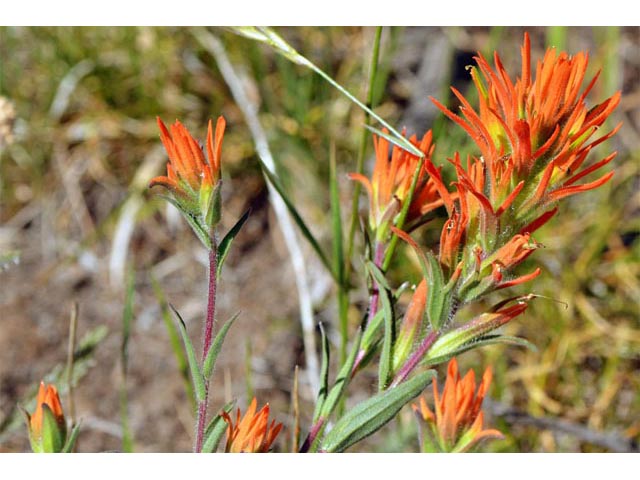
[390, 330, 439, 388]
[194, 243, 217, 453]
[299, 417, 325, 453]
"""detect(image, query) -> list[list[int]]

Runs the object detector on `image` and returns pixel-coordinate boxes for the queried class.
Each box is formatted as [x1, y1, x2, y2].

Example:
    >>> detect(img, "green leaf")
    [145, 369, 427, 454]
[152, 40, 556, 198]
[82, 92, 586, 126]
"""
[203, 181, 222, 228]
[120, 268, 135, 453]
[423, 334, 537, 367]
[217, 209, 251, 277]
[202, 312, 239, 380]
[62, 422, 82, 453]
[425, 251, 450, 330]
[159, 195, 212, 250]
[363, 124, 423, 159]
[151, 275, 195, 409]
[320, 369, 436, 452]
[319, 330, 362, 419]
[41, 404, 65, 453]
[201, 401, 236, 453]
[312, 323, 331, 423]
[257, 159, 334, 280]
[170, 304, 206, 404]
[366, 261, 394, 391]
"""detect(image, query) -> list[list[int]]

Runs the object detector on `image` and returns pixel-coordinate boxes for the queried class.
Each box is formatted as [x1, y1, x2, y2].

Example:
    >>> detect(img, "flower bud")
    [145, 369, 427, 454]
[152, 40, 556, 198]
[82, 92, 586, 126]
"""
[26, 382, 67, 453]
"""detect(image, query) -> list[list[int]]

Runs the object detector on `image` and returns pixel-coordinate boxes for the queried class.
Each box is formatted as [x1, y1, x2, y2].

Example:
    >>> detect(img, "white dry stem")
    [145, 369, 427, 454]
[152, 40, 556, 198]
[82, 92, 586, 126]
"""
[109, 145, 166, 288]
[194, 29, 320, 396]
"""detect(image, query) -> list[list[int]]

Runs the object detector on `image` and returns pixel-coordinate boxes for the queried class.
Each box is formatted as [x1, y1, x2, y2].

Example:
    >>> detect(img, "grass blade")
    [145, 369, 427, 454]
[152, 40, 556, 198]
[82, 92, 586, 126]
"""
[257, 157, 334, 278]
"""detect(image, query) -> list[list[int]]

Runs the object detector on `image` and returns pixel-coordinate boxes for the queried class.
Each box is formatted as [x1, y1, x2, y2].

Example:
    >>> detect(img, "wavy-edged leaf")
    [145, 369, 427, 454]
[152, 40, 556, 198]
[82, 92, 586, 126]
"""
[217, 209, 251, 277]
[170, 304, 206, 403]
[202, 312, 239, 380]
[320, 369, 436, 452]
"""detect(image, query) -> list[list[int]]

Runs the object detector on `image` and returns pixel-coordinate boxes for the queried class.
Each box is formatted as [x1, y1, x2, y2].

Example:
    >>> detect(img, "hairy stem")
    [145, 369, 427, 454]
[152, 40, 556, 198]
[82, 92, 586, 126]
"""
[194, 241, 218, 453]
[390, 331, 439, 387]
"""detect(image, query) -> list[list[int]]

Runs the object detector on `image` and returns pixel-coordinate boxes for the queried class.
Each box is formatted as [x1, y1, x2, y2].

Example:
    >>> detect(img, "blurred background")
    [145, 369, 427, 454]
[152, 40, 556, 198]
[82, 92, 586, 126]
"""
[0, 26, 638, 452]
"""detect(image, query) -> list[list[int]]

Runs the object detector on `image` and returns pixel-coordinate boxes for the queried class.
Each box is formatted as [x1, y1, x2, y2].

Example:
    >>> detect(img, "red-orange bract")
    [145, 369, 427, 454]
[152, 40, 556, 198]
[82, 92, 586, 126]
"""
[430, 33, 620, 234]
[222, 398, 283, 453]
[413, 358, 502, 452]
[348, 129, 443, 240]
[150, 117, 225, 195]
[150, 117, 227, 246]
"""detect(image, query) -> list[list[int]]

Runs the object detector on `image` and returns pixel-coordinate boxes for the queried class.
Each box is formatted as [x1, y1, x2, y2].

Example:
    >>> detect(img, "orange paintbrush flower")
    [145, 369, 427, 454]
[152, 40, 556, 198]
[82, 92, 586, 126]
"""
[26, 382, 67, 453]
[349, 129, 442, 240]
[222, 398, 283, 453]
[431, 32, 620, 231]
[413, 358, 503, 453]
[150, 117, 226, 247]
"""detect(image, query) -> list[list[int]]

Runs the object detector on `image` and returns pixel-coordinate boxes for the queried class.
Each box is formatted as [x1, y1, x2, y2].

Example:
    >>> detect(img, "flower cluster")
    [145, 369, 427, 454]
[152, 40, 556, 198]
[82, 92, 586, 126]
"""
[222, 398, 283, 453]
[360, 33, 620, 386]
[413, 358, 502, 452]
[349, 129, 443, 241]
[150, 117, 226, 248]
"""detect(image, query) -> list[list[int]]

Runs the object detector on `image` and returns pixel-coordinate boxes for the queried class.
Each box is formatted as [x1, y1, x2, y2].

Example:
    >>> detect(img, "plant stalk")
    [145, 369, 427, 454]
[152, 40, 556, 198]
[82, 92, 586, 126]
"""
[390, 330, 439, 387]
[194, 239, 218, 453]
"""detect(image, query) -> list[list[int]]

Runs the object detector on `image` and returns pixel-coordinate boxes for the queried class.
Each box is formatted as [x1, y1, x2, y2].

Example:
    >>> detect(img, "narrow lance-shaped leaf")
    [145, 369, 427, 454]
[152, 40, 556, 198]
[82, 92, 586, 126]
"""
[201, 400, 236, 453]
[423, 334, 537, 367]
[170, 304, 206, 404]
[202, 312, 240, 380]
[151, 275, 195, 409]
[320, 369, 436, 452]
[61, 422, 82, 453]
[366, 261, 395, 391]
[319, 330, 363, 421]
[217, 209, 251, 277]
[312, 323, 331, 423]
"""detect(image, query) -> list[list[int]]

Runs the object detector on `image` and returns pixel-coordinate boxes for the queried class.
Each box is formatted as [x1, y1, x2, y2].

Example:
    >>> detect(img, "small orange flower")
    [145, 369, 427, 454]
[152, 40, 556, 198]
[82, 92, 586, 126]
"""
[151, 116, 224, 194]
[222, 398, 283, 453]
[27, 382, 67, 453]
[413, 358, 503, 452]
[349, 130, 442, 240]
[150, 117, 226, 245]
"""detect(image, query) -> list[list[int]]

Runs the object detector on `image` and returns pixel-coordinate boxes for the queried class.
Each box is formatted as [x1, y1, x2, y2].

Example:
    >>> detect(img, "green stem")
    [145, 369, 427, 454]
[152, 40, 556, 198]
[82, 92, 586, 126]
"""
[382, 155, 426, 271]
